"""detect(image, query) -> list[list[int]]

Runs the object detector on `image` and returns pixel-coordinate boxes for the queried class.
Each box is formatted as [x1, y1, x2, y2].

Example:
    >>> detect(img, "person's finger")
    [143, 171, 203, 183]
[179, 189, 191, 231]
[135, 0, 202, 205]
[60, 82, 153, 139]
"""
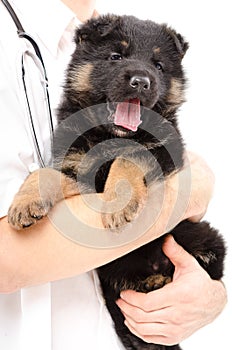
[162, 235, 200, 272]
[124, 317, 168, 336]
[116, 298, 170, 323]
[119, 286, 176, 311]
[124, 319, 182, 346]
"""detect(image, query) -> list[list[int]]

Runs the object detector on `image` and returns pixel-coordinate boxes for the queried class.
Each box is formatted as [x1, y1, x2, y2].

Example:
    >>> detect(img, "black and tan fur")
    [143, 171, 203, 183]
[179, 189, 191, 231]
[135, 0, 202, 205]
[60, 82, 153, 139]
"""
[8, 15, 225, 350]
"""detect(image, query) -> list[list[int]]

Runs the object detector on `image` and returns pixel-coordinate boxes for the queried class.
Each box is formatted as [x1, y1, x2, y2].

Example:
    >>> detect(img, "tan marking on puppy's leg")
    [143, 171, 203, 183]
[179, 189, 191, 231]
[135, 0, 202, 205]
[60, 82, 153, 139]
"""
[69, 63, 93, 92]
[8, 168, 79, 230]
[102, 158, 147, 229]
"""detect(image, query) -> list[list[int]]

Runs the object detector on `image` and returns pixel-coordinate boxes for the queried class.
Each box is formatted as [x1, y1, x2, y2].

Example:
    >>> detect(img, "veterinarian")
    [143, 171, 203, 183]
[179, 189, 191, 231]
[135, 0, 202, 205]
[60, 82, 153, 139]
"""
[0, 0, 227, 349]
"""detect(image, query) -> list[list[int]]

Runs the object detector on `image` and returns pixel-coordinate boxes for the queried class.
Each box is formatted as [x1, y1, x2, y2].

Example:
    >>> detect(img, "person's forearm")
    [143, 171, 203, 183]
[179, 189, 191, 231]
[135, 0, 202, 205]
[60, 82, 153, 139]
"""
[0, 152, 214, 293]
[0, 184, 173, 293]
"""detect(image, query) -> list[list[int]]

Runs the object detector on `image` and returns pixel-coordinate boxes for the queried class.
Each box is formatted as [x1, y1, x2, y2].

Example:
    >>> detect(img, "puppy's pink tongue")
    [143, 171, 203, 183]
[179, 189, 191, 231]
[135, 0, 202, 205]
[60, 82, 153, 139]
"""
[114, 99, 141, 131]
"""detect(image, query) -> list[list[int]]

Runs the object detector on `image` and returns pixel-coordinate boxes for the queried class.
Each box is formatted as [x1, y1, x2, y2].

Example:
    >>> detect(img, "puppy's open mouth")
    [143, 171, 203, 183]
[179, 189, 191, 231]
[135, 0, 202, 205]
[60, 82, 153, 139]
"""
[108, 98, 142, 136]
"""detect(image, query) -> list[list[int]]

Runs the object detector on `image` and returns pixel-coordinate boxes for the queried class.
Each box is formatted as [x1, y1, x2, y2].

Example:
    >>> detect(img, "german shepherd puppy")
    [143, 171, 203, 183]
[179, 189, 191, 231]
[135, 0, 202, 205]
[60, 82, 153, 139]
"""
[8, 15, 225, 350]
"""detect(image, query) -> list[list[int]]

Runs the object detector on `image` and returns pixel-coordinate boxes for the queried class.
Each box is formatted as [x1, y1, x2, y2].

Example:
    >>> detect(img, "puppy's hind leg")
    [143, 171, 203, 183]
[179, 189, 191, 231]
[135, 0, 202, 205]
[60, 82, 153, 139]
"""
[8, 168, 79, 230]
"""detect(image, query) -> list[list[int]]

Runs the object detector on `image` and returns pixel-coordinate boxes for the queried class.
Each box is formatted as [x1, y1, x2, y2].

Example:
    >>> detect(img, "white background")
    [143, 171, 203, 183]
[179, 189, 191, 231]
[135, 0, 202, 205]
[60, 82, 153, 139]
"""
[97, 1, 231, 349]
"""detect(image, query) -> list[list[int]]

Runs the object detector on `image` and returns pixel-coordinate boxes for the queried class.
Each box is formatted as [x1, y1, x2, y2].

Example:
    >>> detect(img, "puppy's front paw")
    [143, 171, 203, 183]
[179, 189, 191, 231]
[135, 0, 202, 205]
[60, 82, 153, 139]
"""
[7, 169, 57, 230]
[102, 158, 148, 230]
[8, 197, 53, 230]
[7, 168, 79, 230]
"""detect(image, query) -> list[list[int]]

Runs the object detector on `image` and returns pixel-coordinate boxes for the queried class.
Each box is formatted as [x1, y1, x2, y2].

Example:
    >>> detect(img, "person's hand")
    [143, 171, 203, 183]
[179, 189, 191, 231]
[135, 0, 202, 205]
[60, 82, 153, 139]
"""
[116, 235, 227, 346]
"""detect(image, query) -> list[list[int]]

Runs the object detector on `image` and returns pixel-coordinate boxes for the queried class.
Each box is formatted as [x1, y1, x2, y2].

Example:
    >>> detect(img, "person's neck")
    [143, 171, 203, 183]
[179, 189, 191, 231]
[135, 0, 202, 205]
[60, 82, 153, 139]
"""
[61, 0, 97, 22]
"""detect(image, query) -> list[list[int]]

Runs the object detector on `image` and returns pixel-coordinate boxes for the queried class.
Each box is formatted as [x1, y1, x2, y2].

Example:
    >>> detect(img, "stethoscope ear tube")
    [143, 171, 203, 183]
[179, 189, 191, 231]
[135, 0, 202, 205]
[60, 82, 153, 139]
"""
[2, 0, 54, 168]
[21, 53, 46, 168]
[2, 0, 25, 32]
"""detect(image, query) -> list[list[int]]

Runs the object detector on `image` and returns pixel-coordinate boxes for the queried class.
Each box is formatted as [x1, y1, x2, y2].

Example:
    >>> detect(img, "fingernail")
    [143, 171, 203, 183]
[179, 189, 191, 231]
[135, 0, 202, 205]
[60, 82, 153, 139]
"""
[165, 234, 176, 246]
[120, 292, 125, 300]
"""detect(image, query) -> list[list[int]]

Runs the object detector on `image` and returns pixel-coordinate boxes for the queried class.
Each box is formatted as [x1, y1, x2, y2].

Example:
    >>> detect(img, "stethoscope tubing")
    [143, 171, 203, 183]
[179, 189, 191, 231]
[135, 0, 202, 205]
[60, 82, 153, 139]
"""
[1, 0, 54, 168]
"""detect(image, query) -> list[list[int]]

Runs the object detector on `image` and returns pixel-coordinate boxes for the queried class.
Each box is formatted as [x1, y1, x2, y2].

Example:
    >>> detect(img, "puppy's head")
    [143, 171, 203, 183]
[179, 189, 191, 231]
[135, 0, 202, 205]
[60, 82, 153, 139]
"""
[63, 15, 188, 136]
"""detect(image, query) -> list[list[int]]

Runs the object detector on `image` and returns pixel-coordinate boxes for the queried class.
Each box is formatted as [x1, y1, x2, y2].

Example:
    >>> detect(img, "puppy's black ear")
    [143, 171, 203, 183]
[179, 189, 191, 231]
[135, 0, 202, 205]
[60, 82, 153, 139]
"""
[74, 14, 120, 44]
[165, 26, 189, 58]
[93, 14, 121, 36]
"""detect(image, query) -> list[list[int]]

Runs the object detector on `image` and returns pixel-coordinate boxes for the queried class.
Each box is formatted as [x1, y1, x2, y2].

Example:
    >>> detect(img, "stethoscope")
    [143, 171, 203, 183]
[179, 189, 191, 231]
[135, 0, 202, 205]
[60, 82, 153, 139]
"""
[2, 0, 54, 168]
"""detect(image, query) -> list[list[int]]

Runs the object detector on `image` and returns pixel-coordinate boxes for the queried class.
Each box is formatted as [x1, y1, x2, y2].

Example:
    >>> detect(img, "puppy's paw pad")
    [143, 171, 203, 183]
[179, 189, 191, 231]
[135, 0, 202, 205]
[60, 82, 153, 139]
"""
[140, 274, 172, 292]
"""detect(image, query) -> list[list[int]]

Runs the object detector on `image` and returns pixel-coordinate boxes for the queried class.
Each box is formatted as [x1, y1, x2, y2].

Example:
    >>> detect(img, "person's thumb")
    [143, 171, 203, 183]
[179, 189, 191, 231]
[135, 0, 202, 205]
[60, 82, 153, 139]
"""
[162, 235, 198, 272]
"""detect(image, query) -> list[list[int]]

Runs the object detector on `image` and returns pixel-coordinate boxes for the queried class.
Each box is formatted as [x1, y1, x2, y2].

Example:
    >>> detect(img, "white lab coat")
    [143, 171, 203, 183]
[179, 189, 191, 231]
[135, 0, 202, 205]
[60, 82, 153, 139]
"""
[0, 1, 124, 349]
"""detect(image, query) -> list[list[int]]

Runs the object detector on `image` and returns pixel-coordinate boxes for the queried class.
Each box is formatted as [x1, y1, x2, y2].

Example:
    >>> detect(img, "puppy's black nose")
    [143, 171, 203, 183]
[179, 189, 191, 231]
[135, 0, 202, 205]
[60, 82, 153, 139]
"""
[129, 75, 151, 91]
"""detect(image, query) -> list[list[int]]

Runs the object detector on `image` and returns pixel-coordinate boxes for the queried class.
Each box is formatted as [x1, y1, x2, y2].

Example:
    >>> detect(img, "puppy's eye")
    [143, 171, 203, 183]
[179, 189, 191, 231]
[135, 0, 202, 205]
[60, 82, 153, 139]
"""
[110, 53, 122, 61]
[155, 62, 163, 71]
